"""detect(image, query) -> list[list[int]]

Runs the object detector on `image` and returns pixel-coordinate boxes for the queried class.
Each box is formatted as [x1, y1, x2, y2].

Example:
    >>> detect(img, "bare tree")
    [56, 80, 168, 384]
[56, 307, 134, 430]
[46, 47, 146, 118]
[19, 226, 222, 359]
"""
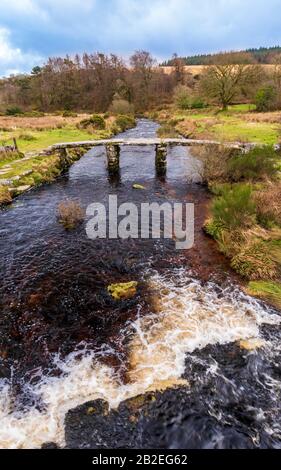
[200, 53, 262, 109]
[129, 51, 156, 111]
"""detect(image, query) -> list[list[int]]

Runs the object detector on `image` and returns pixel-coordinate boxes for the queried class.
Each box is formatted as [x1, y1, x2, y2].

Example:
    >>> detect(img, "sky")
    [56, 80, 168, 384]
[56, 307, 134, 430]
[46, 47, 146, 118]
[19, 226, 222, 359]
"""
[0, 0, 281, 76]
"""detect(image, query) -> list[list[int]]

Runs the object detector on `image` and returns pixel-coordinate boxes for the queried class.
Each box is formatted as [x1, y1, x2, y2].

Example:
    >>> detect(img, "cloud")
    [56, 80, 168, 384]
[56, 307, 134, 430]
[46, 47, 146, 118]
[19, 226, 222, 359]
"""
[0, 0, 280, 76]
[0, 27, 43, 76]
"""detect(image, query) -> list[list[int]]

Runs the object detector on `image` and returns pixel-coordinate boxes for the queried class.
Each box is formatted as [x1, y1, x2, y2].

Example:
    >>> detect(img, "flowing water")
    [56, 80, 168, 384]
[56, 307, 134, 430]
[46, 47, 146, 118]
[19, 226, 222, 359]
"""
[0, 119, 281, 449]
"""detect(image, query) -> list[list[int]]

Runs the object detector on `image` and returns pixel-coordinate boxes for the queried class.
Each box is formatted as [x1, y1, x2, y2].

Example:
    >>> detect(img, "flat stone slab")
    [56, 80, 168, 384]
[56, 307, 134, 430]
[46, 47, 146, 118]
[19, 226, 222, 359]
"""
[9, 185, 31, 194]
[49, 138, 249, 150]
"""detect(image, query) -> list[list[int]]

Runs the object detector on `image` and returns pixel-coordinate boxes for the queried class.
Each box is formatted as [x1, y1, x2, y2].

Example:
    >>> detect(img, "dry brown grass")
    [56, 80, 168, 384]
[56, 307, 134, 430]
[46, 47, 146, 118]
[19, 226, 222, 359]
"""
[190, 144, 234, 183]
[0, 185, 12, 204]
[243, 111, 281, 124]
[255, 182, 281, 226]
[57, 199, 85, 230]
[0, 114, 90, 131]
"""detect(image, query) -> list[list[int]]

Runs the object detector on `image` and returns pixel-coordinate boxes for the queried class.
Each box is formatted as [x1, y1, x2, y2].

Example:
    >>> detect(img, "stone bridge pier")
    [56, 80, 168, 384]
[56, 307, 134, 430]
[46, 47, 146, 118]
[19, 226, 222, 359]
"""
[155, 143, 168, 175]
[106, 144, 120, 174]
[105, 142, 168, 175]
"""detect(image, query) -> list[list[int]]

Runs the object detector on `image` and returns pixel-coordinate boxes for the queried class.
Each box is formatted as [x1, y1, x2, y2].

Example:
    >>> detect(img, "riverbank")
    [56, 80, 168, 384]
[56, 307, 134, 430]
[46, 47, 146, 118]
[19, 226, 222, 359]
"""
[0, 113, 136, 204]
[195, 144, 281, 311]
[150, 105, 281, 310]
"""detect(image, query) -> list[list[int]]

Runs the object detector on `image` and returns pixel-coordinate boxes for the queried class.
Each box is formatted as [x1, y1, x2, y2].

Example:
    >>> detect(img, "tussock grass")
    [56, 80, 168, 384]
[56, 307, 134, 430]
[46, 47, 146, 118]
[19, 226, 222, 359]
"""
[247, 281, 281, 309]
[0, 185, 12, 204]
[57, 200, 85, 230]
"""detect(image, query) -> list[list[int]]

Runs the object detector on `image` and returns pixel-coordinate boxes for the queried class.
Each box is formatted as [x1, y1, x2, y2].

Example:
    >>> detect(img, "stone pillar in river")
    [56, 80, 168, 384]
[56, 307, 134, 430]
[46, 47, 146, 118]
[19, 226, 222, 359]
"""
[106, 144, 120, 174]
[155, 143, 168, 175]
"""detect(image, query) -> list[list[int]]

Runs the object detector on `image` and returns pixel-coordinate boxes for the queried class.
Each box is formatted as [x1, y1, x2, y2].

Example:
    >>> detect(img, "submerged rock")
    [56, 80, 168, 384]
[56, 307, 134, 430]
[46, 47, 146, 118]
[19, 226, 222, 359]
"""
[107, 281, 138, 300]
[64, 386, 260, 449]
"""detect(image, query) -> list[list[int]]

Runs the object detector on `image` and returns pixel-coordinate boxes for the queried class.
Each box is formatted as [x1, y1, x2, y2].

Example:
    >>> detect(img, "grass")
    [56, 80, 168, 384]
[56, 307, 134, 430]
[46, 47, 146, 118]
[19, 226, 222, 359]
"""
[211, 120, 279, 145]
[0, 112, 137, 204]
[0, 154, 57, 177]
[247, 281, 281, 309]
[158, 104, 281, 145]
[1, 127, 109, 153]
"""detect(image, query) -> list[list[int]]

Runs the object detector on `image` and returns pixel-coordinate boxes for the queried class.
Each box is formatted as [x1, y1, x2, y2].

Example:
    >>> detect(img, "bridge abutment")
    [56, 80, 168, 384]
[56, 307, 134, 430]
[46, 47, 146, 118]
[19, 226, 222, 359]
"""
[106, 144, 120, 174]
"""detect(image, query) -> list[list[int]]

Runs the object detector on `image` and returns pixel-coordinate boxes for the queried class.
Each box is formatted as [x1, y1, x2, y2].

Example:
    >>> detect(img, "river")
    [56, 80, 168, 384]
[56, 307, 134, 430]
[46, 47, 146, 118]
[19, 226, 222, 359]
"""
[0, 119, 281, 449]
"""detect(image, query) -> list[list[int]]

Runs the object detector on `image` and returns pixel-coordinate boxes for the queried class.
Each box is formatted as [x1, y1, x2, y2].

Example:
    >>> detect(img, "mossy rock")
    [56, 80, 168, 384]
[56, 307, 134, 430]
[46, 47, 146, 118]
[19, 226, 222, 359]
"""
[107, 282, 138, 300]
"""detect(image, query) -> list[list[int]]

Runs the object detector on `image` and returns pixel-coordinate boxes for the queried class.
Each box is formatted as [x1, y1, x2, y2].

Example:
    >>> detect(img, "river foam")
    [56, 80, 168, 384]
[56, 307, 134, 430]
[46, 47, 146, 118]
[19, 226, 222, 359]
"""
[0, 269, 280, 449]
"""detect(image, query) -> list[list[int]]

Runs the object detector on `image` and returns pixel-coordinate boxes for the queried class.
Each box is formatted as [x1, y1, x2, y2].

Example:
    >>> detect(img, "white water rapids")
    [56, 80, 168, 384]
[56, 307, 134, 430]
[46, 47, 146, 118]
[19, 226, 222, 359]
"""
[0, 268, 280, 449]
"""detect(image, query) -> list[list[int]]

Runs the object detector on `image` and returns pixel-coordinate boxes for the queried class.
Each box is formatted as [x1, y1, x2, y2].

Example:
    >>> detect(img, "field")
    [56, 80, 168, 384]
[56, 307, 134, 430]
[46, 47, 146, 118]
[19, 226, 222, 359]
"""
[160, 64, 276, 76]
[156, 104, 281, 145]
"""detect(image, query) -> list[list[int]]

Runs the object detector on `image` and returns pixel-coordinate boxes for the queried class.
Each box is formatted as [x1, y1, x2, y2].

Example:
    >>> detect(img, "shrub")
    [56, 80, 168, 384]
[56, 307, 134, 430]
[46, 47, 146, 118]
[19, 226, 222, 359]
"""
[57, 200, 85, 230]
[231, 242, 278, 280]
[78, 114, 106, 131]
[109, 98, 134, 116]
[227, 146, 279, 182]
[254, 183, 281, 227]
[190, 97, 206, 109]
[211, 184, 256, 230]
[191, 145, 235, 184]
[114, 115, 136, 132]
[173, 85, 192, 109]
[255, 86, 277, 112]
[5, 106, 23, 116]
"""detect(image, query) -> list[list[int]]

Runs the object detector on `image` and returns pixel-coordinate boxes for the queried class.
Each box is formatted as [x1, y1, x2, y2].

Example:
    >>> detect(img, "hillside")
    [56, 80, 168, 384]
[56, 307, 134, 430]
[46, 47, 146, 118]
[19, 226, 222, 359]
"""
[162, 46, 281, 66]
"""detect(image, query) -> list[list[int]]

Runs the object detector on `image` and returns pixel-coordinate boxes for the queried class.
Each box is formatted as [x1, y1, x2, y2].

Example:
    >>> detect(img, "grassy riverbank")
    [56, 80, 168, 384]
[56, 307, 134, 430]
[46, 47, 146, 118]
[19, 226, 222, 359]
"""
[0, 114, 118, 153]
[0, 113, 136, 204]
[153, 104, 281, 145]
[195, 144, 281, 310]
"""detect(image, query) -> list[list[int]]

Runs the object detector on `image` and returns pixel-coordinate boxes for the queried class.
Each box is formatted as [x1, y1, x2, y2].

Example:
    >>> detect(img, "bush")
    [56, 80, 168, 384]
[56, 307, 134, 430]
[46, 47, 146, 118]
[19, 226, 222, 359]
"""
[231, 242, 277, 280]
[255, 86, 277, 112]
[5, 106, 23, 116]
[227, 146, 279, 182]
[211, 184, 256, 230]
[190, 97, 206, 109]
[78, 114, 106, 131]
[57, 200, 85, 230]
[191, 145, 235, 184]
[173, 85, 192, 110]
[109, 98, 134, 116]
[114, 115, 136, 132]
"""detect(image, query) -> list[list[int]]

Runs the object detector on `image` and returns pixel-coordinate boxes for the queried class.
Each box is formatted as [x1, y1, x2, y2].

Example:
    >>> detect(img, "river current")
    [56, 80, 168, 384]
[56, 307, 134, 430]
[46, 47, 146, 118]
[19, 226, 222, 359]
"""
[0, 119, 280, 449]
